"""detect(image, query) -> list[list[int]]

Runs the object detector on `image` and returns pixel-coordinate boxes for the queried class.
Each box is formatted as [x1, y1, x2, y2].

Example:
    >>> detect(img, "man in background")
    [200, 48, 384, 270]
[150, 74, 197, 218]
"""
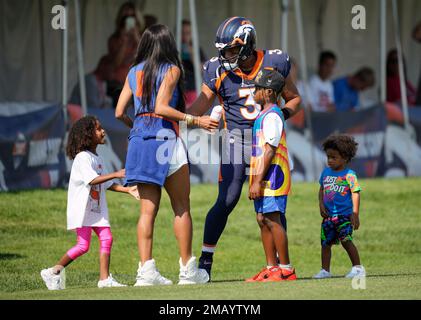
[333, 67, 375, 111]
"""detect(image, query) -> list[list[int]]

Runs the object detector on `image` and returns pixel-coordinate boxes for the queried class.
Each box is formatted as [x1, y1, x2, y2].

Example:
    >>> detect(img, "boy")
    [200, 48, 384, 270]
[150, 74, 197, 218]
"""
[314, 134, 365, 279]
[247, 68, 296, 282]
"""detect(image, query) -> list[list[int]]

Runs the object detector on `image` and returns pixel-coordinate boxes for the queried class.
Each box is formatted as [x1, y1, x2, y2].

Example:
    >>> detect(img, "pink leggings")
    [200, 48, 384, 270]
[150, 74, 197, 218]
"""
[67, 226, 113, 260]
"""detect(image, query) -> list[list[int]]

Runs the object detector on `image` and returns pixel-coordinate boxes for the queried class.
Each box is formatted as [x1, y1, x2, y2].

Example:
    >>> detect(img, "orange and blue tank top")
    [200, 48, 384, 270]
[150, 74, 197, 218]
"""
[250, 105, 291, 196]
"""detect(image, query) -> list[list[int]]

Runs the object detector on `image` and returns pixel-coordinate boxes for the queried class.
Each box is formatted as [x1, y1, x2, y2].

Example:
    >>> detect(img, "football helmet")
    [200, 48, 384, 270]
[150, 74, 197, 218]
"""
[215, 17, 257, 70]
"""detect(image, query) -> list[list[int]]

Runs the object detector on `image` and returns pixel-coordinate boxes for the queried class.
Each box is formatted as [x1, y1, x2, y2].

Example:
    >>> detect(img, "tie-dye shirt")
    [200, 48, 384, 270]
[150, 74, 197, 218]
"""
[319, 167, 361, 216]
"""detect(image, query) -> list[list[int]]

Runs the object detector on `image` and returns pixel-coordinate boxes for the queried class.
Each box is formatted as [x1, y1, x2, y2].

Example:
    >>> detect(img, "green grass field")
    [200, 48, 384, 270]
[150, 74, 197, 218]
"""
[1, 178, 421, 300]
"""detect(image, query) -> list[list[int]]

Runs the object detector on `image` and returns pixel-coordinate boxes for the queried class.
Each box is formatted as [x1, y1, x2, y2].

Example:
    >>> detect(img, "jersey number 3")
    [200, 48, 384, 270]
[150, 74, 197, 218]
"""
[239, 88, 261, 120]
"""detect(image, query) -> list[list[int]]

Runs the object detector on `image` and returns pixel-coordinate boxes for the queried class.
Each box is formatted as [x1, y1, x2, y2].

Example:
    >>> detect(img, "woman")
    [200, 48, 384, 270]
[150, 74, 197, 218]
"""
[107, 2, 144, 106]
[386, 49, 417, 106]
[115, 24, 218, 286]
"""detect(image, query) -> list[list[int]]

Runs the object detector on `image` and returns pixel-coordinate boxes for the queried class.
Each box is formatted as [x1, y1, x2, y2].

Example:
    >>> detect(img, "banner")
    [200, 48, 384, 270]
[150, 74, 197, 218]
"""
[0, 103, 67, 191]
[287, 105, 421, 180]
[311, 105, 387, 178]
[1, 103, 421, 192]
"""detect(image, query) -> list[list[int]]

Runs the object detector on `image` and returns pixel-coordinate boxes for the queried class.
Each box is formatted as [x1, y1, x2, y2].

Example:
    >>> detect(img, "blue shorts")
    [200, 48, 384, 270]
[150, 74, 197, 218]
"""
[254, 196, 287, 214]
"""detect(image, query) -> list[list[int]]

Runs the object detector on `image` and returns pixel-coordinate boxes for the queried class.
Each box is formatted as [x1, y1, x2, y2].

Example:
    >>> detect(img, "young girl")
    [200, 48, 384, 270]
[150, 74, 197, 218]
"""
[115, 24, 217, 286]
[313, 134, 365, 279]
[40, 115, 139, 290]
[247, 68, 297, 282]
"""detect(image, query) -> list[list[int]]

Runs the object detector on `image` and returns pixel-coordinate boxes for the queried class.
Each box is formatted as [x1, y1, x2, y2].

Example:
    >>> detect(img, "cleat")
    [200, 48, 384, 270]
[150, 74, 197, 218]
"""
[245, 267, 272, 282]
[198, 255, 213, 282]
[261, 267, 297, 282]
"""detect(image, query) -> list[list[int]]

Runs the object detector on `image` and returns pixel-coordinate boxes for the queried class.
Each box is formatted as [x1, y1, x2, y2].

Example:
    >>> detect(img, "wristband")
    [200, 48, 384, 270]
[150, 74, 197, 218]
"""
[281, 108, 291, 120]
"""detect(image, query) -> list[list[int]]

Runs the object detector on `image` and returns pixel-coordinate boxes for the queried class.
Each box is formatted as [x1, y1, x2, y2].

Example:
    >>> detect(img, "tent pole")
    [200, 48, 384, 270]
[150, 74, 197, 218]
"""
[62, 0, 69, 125]
[188, 0, 202, 95]
[380, 0, 387, 104]
[294, 0, 318, 181]
[391, 0, 410, 131]
[74, 0, 87, 116]
[281, 0, 289, 52]
[176, 0, 183, 54]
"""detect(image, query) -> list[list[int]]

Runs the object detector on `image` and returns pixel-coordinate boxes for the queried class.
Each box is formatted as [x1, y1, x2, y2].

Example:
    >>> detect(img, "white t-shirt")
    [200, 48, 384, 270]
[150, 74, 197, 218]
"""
[262, 113, 284, 147]
[66, 151, 114, 230]
[307, 74, 335, 112]
[261, 112, 294, 171]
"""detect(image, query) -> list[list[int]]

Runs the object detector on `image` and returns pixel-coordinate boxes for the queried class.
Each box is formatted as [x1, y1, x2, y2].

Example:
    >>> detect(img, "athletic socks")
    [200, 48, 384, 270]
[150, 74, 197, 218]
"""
[198, 251, 213, 282]
[278, 263, 294, 271]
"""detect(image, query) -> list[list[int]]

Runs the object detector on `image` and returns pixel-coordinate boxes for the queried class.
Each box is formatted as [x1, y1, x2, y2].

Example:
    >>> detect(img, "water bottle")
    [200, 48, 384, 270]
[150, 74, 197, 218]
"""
[210, 105, 223, 121]
[208, 105, 223, 135]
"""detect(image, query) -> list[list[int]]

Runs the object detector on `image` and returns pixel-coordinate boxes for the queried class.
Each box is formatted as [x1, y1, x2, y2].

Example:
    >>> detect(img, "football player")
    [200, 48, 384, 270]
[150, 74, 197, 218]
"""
[188, 17, 302, 280]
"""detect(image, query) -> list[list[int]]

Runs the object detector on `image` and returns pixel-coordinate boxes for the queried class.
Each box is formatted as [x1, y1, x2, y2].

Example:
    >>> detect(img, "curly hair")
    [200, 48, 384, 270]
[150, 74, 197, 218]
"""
[322, 134, 358, 162]
[66, 116, 98, 160]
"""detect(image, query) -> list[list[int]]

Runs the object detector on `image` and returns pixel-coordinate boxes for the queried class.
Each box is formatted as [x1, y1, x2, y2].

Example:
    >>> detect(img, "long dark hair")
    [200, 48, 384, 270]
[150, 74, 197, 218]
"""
[66, 116, 98, 160]
[133, 24, 185, 113]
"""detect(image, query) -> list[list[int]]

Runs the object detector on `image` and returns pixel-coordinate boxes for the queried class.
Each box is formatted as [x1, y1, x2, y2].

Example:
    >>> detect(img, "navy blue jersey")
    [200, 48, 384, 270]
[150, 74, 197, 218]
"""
[203, 49, 291, 131]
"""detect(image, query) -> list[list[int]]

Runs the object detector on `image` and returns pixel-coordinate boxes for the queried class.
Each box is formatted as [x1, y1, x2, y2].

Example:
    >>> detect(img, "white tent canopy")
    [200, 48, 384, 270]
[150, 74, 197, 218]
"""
[1, 0, 420, 112]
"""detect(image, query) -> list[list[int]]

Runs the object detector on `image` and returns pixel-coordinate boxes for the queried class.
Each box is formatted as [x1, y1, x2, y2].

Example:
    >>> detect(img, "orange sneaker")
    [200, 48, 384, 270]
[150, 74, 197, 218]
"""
[245, 267, 271, 282]
[261, 267, 297, 282]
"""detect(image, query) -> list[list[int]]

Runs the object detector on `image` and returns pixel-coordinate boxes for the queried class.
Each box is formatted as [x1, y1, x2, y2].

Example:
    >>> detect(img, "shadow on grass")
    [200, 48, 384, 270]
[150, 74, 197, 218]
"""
[210, 272, 421, 284]
[0, 253, 25, 260]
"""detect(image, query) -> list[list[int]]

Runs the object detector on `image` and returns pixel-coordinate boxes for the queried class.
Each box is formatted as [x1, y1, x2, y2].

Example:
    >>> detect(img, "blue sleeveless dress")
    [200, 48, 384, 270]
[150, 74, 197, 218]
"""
[125, 62, 181, 186]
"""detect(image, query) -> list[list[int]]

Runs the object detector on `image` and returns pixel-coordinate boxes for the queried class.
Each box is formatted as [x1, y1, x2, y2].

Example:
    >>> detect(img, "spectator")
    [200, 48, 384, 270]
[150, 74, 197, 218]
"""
[181, 20, 207, 107]
[411, 21, 421, 105]
[144, 14, 158, 29]
[69, 56, 113, 109]
[333, 67, 375, 111]
[107, 1, 144, 106]
[307, 51, 337, 112]
[386, 49, 417, 106]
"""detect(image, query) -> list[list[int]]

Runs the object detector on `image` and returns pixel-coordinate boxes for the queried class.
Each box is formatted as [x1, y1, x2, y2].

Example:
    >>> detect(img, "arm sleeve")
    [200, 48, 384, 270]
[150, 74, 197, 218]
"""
[346, 172, 361, 193]
[202, 60, 217, 94]
[262, 113, 283, 147]
[73, 153, 100, 186]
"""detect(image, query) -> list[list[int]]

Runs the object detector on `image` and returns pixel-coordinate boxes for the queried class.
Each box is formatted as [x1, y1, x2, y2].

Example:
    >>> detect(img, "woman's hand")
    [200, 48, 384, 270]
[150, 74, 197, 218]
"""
[128, 185, 140, 200]
[197, 115, 219, 131]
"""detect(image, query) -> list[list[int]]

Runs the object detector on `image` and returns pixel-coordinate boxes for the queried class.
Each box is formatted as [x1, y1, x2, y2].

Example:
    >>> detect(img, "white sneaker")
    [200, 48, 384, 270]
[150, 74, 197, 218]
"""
[98, 274, 127, 288]
[178, 256, 209, 285]
[313, 269, 332, 279]
[40, 268, 62, 290]
[134, 259, 173, 286]
[345, 265, 366, 278]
